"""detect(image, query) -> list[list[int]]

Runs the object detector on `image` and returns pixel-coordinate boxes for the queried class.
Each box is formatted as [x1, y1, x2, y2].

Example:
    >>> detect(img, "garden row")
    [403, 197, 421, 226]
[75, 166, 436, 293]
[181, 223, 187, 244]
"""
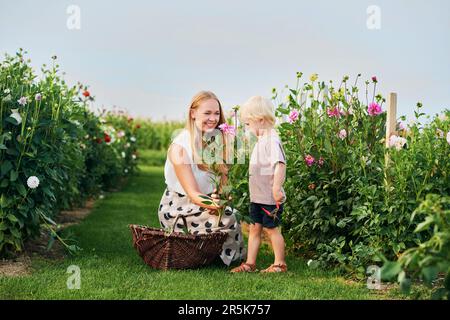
[0, 50, 139, 255]
[273, 73, 449, 296]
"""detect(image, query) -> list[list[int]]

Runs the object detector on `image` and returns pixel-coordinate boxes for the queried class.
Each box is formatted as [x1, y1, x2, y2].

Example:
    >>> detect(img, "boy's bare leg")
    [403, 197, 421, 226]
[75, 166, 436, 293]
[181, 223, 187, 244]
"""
[265, 227, 286, 265]
[246, 223, 263, 265]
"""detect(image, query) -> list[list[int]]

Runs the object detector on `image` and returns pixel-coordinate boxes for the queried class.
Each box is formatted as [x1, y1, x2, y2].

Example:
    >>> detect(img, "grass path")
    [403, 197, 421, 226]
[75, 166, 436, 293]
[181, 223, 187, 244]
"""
[0, 150, 402, 299]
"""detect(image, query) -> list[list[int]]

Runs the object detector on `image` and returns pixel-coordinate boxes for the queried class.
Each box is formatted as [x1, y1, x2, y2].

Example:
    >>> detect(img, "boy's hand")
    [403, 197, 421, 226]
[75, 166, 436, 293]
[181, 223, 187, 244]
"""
[272, 188, 285, 203]
[211, 188, 220, 201]
[211, 188, 232, 201]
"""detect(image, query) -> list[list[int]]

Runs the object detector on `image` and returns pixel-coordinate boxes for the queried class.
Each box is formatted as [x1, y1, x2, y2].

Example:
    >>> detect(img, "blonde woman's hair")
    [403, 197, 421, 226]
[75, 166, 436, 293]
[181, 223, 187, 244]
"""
[240, 96, 276, 126]
[186, 91, 229, 175]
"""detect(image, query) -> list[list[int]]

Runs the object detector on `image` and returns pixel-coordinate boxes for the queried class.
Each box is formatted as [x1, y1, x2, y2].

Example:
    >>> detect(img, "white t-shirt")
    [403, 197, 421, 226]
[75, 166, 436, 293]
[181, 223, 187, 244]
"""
[164, 129, 215, 195]
[249, 131, 286, 205]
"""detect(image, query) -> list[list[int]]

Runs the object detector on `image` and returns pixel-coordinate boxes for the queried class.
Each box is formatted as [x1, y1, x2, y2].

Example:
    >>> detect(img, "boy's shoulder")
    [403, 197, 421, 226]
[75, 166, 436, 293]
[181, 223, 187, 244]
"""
[259, 131, 283, 147]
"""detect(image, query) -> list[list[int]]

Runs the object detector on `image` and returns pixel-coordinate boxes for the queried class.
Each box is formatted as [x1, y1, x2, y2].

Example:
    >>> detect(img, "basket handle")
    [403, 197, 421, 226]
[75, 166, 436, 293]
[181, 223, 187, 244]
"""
[169, 210, 206, 234]
[170, 213, 188, 233]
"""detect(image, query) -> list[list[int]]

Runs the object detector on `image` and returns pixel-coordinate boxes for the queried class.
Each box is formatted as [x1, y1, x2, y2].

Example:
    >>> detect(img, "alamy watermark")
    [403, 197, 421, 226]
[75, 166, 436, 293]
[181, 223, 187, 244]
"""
[66, 5, 81, 30]
[67, 265, 81, 290]
[367, 5, 381, 30]
[366, 265, 382, 290]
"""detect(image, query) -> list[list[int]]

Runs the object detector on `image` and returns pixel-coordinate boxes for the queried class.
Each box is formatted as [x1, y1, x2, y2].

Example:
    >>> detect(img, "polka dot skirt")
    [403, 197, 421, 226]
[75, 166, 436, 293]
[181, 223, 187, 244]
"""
[158, 187, 246, 266]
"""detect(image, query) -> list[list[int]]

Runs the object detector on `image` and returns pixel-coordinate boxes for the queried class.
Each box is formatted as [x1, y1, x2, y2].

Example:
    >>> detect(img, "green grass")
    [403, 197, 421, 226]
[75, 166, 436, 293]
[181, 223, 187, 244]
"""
[0, 149, 405, 299]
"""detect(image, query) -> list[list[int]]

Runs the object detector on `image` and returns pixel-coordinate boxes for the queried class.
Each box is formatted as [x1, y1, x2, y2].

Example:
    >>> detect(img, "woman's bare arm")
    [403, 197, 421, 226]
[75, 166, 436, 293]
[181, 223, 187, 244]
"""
[168, 143, 220, 210]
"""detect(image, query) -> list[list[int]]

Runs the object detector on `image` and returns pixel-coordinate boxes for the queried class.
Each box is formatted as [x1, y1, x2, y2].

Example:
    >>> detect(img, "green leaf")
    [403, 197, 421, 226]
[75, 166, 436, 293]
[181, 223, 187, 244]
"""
[399, 277, 411, 294]
[43, 187, 55, 201]
[414, 216, 434, 233]
[5, 117, 20, 125]
[16, 183, 27, 197]
[10, 170, 18, 182]
[0, 179, 8, 187]
[380, 261, 402, 280]
[7, 214, 19, 223]
[0, 194, 8, 208]
[421, 266, 439, 285]
[324, 139, 332, 153]
[40, 213, 57, 226]
[6, 148, 19, 156]
[201, 200, 213, 205]
[10, 227, 21, 239]
[277, 107, 290, 115]
[1, 160, 13, 176]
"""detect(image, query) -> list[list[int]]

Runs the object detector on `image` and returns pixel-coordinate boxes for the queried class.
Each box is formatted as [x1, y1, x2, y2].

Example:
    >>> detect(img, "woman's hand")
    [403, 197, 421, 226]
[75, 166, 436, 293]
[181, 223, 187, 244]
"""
[209, 189, 232, 215]
[190, 192, 222, 212]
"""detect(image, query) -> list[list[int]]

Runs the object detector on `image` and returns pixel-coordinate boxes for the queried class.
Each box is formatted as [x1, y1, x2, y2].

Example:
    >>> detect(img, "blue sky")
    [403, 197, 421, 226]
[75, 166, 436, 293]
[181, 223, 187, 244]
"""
[1, 0, 449, 121]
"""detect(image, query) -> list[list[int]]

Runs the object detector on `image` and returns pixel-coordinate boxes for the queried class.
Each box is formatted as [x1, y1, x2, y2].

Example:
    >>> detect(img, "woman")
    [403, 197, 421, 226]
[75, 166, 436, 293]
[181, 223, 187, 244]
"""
[158, 91, 245, 266]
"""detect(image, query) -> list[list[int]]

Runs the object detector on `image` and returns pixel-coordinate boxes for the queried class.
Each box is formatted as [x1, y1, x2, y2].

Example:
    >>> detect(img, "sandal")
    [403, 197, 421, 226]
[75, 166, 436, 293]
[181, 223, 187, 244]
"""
[260, 264, 287, 273]
[230, 262, 257, 273]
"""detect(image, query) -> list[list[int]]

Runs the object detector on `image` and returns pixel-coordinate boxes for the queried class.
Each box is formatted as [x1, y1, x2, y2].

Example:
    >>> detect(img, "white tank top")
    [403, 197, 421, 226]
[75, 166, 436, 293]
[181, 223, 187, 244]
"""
[164, 129, 214, 195]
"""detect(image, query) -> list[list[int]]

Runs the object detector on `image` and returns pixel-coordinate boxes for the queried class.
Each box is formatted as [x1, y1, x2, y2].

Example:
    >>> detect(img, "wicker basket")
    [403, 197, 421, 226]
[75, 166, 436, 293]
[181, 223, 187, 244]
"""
[130, 213, 228, 270]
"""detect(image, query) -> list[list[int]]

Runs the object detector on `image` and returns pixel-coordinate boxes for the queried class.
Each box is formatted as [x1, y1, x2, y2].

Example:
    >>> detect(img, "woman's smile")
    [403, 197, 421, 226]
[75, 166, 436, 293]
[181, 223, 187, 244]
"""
[205, 121, 217, 129]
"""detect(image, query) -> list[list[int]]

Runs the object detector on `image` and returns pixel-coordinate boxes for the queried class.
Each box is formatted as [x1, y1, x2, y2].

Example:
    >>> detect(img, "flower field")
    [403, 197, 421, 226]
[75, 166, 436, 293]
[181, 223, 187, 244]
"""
[1, 50, 449, 299]
[271, 73, 449, 295]
[223, 73, 449, 297]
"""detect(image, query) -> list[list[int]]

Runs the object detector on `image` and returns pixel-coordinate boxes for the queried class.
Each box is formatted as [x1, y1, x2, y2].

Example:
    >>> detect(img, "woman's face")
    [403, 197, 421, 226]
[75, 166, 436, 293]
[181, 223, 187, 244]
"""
[191, 98, 221, 133]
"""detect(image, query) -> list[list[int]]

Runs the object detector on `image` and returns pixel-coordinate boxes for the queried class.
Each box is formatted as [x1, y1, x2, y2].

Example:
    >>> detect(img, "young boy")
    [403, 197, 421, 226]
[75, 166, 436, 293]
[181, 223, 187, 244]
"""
[231, 96, 287, 273]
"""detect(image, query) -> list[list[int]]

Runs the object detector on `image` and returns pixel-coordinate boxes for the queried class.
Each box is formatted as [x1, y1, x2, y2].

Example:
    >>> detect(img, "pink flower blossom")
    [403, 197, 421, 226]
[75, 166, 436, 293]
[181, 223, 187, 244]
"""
[305, 154, 315, 167]
[318, 157, 324, 167]
[218, 123, 236, 136]
[17, 96, 27, 106]
[367, 102, 383, 116]
[338, 129, 347, 140]
[389, 135, 407, 150]
[327, 107, 341, 118]
[398, 122, 407, 131]
[288, 110, 299, 123]
[371, 76, 378, 83]
[447, 131, 450, 145]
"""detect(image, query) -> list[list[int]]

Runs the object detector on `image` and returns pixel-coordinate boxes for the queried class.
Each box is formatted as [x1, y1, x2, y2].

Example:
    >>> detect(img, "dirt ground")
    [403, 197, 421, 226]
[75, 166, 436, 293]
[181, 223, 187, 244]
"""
[0, 199, 96, 277]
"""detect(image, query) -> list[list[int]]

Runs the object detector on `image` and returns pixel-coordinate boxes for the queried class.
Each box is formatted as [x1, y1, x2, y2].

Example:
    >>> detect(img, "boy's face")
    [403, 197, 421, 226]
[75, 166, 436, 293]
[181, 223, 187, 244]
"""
[243, 117, 263, 136]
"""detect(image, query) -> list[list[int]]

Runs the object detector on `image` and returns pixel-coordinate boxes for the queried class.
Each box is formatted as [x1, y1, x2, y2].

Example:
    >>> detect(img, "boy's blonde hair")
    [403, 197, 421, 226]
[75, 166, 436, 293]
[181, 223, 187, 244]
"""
[240, 96, 276, 126]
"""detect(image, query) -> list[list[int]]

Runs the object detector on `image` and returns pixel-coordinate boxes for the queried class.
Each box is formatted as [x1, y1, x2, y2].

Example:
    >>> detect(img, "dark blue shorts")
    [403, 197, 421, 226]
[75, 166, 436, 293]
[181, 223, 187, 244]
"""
[250, 202, 283, 228]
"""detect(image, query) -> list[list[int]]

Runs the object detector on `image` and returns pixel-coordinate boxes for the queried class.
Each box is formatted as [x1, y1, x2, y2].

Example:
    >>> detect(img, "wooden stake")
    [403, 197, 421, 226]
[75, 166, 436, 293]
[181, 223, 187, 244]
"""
[384, 92, 397, 182]
[385, 92, 397, 147]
